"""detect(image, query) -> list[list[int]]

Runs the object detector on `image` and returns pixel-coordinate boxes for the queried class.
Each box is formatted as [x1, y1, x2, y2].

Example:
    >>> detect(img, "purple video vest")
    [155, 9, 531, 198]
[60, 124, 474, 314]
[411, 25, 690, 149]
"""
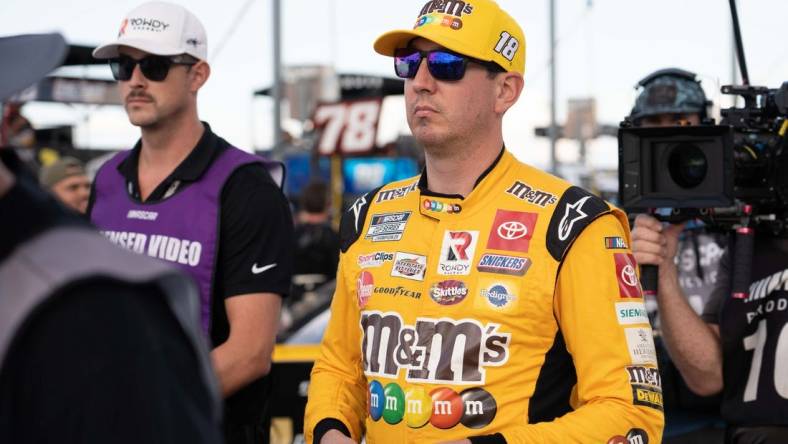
[91, 147, 262, 336]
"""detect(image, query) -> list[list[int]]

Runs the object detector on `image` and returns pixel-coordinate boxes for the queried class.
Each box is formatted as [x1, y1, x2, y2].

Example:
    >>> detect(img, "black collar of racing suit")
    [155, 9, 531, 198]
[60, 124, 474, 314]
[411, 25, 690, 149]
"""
[417, 145, 506, 199]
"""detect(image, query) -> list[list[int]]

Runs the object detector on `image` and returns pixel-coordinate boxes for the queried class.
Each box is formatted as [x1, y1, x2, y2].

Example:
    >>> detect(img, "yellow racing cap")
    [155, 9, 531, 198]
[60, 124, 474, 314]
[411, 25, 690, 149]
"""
[374, 0, 526, 75]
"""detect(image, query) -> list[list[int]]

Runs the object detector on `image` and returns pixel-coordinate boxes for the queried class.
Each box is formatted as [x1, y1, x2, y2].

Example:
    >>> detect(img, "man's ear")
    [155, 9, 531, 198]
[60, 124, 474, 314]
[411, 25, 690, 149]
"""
[189, 61, 210, 93]
[494, 72, 524, 115]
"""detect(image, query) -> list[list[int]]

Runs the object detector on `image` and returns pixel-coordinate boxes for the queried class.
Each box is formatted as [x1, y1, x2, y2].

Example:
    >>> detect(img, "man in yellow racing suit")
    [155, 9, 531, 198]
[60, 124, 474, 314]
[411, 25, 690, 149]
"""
[304, 1, 664, 443]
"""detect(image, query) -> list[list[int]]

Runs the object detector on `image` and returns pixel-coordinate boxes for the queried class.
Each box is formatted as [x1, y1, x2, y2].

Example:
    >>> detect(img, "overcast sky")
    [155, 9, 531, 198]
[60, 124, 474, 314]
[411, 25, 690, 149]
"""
[2, 0, 787, 170]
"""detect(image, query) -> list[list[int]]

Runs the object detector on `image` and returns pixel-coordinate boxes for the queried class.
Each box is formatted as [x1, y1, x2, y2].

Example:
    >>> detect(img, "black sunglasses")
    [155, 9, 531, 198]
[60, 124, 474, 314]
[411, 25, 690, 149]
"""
[394, 48, 504, 81]
[109, 54, 198, 82]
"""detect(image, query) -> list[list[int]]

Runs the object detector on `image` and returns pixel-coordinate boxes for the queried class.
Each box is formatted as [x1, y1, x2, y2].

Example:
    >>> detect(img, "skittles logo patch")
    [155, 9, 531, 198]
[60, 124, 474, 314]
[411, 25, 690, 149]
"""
[430, 280, 469, 305]
[368, 381, 496, 429]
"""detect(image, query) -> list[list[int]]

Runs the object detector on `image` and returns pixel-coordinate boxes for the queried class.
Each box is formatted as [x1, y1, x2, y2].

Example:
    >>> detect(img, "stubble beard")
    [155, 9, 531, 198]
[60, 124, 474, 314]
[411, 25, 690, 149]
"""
[412, 117, 484, 161]
[410, 118, 455, 160]
[126, 100, 160, 129]
[128, 99, 186, 132]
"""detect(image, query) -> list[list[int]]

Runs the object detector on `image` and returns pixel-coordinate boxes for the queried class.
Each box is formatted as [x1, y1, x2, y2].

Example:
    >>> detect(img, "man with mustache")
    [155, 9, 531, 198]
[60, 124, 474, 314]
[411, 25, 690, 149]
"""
[89, 3, 294, 443]
[304, 1, 663, 443]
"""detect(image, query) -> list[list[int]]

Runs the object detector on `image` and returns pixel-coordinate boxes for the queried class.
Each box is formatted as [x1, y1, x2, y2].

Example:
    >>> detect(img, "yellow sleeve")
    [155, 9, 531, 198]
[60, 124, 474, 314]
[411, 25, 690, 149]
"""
[501, 213, 664, 443]
[304, 254, 368, 443]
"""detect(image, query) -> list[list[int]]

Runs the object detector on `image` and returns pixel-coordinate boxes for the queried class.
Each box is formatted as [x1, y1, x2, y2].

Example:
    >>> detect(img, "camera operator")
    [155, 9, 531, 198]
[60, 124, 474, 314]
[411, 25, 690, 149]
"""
[631, 71, 788, 443]
[629, 68, 726, 443]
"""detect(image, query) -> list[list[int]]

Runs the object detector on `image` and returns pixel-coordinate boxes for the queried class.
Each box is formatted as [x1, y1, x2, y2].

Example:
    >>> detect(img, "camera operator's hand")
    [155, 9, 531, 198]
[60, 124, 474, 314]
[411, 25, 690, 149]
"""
[631, 214, 684, 272]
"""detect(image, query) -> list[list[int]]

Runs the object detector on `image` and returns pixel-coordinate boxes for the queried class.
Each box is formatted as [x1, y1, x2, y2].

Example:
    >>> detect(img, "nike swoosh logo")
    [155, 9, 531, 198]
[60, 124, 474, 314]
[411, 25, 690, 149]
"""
[251, 263, 277, 274]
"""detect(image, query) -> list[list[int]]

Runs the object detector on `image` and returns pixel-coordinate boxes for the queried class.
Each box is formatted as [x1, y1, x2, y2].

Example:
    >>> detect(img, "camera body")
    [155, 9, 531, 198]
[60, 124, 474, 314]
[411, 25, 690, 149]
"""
[619, 82, 788, 233]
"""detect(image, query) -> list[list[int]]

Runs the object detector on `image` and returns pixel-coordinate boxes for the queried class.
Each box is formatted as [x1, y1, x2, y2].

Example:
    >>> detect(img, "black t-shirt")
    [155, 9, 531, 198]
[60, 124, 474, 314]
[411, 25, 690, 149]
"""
[702, 236, 788, 429]
[0, 149, 221, 443]
[293, 221, 339, 278]
[86, 123, 294, 428]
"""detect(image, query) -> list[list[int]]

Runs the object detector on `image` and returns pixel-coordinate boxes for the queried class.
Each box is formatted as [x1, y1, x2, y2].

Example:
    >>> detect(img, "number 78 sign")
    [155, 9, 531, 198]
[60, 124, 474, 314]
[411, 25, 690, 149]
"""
[312, 99, 382, 155]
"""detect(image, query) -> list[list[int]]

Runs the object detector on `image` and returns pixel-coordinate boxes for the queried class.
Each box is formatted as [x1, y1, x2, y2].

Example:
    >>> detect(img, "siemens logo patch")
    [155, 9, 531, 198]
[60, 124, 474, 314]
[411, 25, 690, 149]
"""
[615, 301, 649, 325]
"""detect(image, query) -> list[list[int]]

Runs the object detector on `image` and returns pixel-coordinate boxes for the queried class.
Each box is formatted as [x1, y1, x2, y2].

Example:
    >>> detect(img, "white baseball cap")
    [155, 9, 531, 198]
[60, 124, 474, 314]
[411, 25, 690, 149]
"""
[93, 1, 207, 60]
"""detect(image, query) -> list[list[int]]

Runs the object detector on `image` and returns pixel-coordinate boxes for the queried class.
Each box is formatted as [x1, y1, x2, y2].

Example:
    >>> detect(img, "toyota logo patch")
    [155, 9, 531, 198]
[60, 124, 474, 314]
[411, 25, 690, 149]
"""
[497, 221, 528, 240]
[486, 209, 538, 253]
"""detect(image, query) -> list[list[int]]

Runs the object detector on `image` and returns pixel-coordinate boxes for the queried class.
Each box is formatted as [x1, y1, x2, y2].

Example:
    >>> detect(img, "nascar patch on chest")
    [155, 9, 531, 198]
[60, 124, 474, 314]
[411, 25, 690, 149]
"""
[365, 212, 411, 242]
